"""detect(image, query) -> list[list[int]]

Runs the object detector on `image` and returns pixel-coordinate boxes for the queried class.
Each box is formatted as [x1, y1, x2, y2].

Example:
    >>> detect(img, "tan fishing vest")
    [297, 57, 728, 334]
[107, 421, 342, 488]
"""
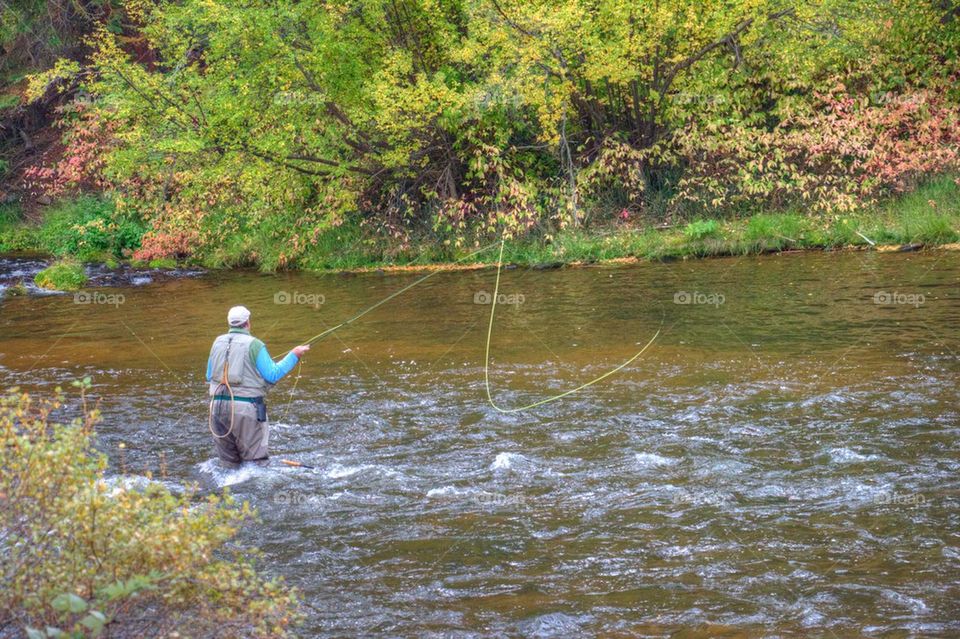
[207, 331, 269, 397]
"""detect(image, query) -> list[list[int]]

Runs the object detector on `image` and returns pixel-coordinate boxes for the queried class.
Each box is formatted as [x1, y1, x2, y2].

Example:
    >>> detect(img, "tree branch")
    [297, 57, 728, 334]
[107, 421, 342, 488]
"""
[489, 0, 566, 77]
[659, 9, 794, 94]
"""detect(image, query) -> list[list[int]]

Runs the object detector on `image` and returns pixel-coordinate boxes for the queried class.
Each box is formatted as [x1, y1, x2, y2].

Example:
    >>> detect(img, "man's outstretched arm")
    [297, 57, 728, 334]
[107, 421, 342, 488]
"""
[254, 344, 310, 385]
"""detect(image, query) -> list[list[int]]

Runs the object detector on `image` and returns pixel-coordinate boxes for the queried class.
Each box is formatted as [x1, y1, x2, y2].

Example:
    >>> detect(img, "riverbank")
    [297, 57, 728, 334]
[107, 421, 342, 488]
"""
[1, 175, 958, 284]
[348, 241, 960, 274]
[353, 175, 959, 273]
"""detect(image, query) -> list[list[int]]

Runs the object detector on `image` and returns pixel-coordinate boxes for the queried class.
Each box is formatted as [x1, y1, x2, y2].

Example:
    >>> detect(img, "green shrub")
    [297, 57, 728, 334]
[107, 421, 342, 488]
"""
[856, 174, 959, 245]
[0, 202, 19, 225]
[37, 196, 146, 260]
[0, 93, 18, 111]
[683, 219, 721, 241]
[1, 385, 301, 638]
[278, 216, 372, 271]
[742, 213, 807, 252]
[34, 259, 87, 290]
[195, 206, 260, 268]
[0, 226, 40, 251]
[897, 211, 958, 244]
[0, 203, 40, 252]
[147, 257, 178, 269]
[4, 281, 29, 296]
[823, 217, 863, 246]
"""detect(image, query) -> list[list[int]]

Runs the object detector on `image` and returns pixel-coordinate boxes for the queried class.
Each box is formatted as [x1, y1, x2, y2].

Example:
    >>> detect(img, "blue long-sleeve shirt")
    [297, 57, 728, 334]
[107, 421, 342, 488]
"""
[206, 338, 299, 385]
[253, 345, 299, 384]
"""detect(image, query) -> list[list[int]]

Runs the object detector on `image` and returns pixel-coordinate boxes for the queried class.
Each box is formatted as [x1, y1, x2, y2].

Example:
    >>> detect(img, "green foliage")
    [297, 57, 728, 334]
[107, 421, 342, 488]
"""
[896, 210, 958, 244]
[146, 257, 177, 268]
[683, 219, 722, 241]
[741, 213, 808, 253]
[36, 196, 145, 260]
[0, 0, 112, 78]
[0, 387, 301, 637]
[818, 217, 858, 246]
[296, 218, 378, 271]
[884, 176, 960, 244]
[26, 578, 156, 638]
[4, 281, 29, 296]
[34, 259, 87, 290]
[43, 0, 951, 261]
[0, 93, 19, 111]
[24, 59, 80, 102]
[8, 0, 960, 265]
[0, 202, 39, 252]
[0, 201, 20, 225]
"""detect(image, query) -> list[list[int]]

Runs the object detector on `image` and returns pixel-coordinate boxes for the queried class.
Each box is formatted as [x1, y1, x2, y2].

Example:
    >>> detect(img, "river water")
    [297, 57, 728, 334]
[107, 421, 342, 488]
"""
[1, 250, 958, 637]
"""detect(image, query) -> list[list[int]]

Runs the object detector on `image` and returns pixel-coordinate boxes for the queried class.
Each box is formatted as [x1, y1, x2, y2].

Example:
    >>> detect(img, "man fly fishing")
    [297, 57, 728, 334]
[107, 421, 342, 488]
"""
[206, 305, 310, 464]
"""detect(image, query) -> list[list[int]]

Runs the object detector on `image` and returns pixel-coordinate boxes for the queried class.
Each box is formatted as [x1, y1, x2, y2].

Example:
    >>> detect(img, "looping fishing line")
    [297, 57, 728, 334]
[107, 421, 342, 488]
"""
[483, 238, 661, 413]
[209, 345, 236, 438]
[277, 236, 660, 421]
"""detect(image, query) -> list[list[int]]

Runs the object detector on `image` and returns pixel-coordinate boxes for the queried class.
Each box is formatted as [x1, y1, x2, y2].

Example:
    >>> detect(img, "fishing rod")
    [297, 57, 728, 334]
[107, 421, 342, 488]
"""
[276, 239, 502, 423]
[285, 239, 503, 353]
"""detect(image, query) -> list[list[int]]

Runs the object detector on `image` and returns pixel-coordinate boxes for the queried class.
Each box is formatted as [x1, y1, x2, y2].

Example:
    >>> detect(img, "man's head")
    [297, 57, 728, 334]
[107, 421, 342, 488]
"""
[227, 305, 251, 330]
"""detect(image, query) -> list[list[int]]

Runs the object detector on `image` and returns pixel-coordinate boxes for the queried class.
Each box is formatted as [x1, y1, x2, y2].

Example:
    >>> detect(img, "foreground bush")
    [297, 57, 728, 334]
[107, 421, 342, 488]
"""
[0, 385, 300, 638]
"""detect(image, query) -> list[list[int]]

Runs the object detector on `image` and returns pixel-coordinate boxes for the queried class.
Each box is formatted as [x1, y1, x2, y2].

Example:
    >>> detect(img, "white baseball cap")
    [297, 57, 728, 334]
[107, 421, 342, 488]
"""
[227, 305, 251, 327]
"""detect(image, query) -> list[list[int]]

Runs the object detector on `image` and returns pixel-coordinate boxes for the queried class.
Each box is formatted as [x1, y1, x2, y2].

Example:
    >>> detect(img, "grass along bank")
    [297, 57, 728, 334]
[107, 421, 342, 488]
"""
[496, 175, 960, 269]
[1, 175, 958, 281]
[272, 175, 960, 272]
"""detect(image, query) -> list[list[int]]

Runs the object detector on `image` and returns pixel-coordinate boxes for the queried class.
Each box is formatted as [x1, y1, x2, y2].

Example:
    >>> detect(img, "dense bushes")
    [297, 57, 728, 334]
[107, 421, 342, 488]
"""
[0, 197, 146, 260]
[35, 196, 145, 260]
[672, 86, 960, 213]
[11, 0, 960, 267]
[0, 203, 37, 252]
[0, 385, 300, 638]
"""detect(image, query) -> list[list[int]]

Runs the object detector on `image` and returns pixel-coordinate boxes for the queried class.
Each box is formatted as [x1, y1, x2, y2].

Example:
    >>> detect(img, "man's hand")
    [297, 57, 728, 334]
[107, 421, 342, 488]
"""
[292, 344, 310, 358]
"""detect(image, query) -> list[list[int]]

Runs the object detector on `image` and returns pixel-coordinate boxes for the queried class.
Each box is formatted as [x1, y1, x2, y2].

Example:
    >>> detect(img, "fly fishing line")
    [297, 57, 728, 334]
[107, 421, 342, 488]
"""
[277, 236, 660, 423]
[483, 238, 660, 413]
[277, 239, 502, 423]
[295, 240, 503, 348]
